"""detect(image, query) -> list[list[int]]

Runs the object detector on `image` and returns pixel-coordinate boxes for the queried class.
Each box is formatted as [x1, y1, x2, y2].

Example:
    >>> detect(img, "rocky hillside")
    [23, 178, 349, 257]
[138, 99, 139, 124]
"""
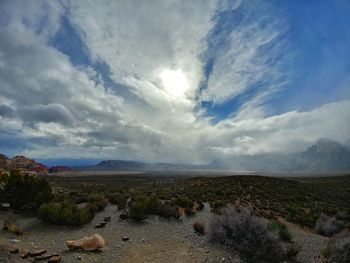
[0, 154, 48, 175]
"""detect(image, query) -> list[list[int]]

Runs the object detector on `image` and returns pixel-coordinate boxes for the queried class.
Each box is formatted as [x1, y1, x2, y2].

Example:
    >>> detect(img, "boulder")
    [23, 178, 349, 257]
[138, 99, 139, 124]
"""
[95, 221, 106, 228]
[29, 249, 47, 257]
[66, 234, 106, 252]
[19, 248, 29, 258]
[5, 245, 18, 254]
[35, 253, 59, 261]
[48, 255, 62, 263]
[0, 203, 10, 210]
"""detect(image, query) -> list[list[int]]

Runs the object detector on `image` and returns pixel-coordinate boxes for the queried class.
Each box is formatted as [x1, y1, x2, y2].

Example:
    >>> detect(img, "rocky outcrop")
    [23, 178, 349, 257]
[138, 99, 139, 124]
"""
[66, 234, 106, 252]
[0, 154, 48, 175]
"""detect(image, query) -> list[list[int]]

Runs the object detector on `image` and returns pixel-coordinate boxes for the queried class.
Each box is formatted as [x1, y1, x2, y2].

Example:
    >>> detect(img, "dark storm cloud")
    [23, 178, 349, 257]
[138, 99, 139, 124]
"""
[19, 104, 75, 126]
[0, 104, 15, 118]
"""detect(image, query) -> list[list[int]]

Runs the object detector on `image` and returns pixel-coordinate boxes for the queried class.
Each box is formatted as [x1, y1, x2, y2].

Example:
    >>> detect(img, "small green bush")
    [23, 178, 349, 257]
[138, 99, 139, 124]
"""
[128, 200, 148, 221]
[86, 194, 107, 213]
[0, 170, 53, 211]
[38, 201, 93, 226]
[171, 196, 194, 208]
[108, 192, 128, 210]
[267, 220, 292, 242]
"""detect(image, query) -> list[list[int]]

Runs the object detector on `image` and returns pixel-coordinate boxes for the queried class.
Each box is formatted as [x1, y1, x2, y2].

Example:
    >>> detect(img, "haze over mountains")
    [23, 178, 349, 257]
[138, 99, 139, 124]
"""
[1, 139, 349, 174]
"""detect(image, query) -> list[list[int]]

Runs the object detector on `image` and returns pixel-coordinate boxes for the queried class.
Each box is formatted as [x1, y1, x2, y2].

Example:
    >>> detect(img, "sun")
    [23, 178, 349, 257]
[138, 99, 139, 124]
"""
[159, 69, 189, 98]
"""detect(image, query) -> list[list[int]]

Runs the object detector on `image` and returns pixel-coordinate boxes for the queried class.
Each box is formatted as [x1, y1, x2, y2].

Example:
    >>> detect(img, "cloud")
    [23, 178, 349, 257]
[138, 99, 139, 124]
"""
[19, 104, 75, 126]
[0, 0, 349, 164]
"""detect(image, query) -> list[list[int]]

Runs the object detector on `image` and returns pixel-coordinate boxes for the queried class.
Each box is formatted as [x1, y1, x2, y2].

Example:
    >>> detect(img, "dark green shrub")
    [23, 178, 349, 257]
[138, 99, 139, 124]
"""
[38, 200, 93, 226]
[193, 221, 205, 235]
[128, 200, 148, 221]
[86, 194, 107, 213]
[315, 213, 345, 237]
[108, 192, 128, 210]
[0, 170, 53, 211]
[267, 220, 292, 242]
[171, 196, 194, 208]
[158, 203, 180, 219]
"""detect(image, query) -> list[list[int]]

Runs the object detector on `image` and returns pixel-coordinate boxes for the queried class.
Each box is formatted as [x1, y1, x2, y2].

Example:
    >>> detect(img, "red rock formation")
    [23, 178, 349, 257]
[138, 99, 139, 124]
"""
[0, 154, 48, 175]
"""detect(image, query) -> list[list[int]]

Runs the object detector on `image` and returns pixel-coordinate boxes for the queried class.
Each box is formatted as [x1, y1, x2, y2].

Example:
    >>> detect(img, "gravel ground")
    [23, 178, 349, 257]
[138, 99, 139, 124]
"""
[0, 204, 240, 263]
[0, 205, 330, 263]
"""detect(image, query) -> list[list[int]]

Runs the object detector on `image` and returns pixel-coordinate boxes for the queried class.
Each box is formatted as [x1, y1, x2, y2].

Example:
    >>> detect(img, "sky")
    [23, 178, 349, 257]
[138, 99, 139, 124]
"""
[0, 0, 350, 164]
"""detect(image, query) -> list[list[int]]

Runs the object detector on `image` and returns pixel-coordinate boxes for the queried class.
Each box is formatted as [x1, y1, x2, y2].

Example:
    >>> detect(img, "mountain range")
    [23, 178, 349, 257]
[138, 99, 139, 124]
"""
[1, 139, 349, 174]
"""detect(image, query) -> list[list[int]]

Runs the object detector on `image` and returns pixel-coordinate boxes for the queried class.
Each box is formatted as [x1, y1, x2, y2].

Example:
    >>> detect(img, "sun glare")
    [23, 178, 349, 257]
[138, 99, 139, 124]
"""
[159, 69, 189, 98]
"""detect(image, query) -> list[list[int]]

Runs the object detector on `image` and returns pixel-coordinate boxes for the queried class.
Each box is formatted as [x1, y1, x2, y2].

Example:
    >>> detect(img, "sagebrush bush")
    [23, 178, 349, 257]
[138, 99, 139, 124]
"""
[324, 230, 350, 262]
[208, 205, 290, 263]
[108, 192, 128, 210]
[3, 220, 23, 235]
[193, 221, 205, 235]
[128, 195, 161, 221]
[315, 213, 344, 237]
[171, 196, 194, 208]
[267, 220, 292, 242]
[157, 203, 180, 219]
[38, 201, 93, 226]
[0, 170, 53, 211]
[86, 194, 107, 213]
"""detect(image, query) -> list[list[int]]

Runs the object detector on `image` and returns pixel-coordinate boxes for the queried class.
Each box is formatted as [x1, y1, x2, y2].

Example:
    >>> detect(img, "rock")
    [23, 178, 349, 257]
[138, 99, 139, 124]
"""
[104, 216, 111, 222]
[19, 248, 29, 258]
[66, 234, 106, 252]
[95, 222, 106, 228]
[9, 238, 21, 243]
[29, 249, 47, 257]
[6, 245, 18, 254]
[35, 253, 59, 261]
[122, 237, 129, 241]
[0, 203, 10, 210]
[77, 255, 82, 260]
[48, 255, 62, 263]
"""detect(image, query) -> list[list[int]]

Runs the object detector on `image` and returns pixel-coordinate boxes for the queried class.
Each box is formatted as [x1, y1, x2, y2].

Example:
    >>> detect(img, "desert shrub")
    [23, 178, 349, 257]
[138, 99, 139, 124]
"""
[0, 170, 53, 211]
[315, 213, 344, 237]
[324, 230, 350, 262]
[196, 201, 204, 211]
[211, 200, 225, 209]
[267, 220, 292, 242]
[158, 203, 180, 219]
[3, 220, 23, 235]
[128, 195, 161, 221]
[184, 207, 195, 217]
[208, 205, 289, 263]
[171, 196, 194, 208]
[108, 192, 128, 210]
[86, 194, 107, 213]
[38, 200, 93, 226]
[193, 221, 205, 235]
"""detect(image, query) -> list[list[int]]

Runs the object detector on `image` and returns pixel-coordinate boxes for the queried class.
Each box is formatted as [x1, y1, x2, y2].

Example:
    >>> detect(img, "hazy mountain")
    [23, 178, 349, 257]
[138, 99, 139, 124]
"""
[212, 139, 350, 172]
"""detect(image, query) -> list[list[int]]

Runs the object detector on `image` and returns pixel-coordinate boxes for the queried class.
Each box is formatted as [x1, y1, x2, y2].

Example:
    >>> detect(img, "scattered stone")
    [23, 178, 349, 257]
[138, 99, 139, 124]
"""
[77, 255, 82, 260]
[0, 203, 10, 210]
[19, 248, 29, 258]
[206, 250, 210, 253]
[6, 245, 18, 254]
[104, 216, 111, 222]
[9, 238, 21, 243]
[35, 253, 59, 261]
[29, 249, 47, 257]
[122, 237, 129, 241]
[95, 221, 106, 228]
[66, 234, 106, 252]
[48, 255, 62, 263]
